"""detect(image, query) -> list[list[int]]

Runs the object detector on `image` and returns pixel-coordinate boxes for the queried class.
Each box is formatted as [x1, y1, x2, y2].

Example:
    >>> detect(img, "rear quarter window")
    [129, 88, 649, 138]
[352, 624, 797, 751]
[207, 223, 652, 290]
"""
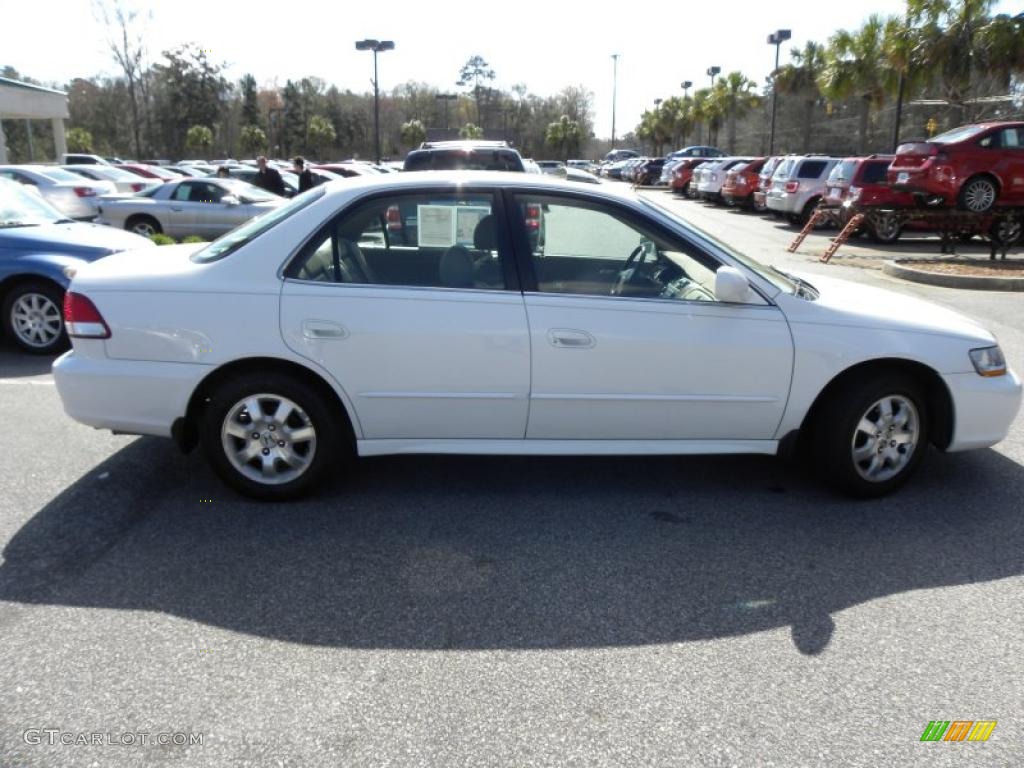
[797, 160, 827, 179]
[860, 161, 890, 184]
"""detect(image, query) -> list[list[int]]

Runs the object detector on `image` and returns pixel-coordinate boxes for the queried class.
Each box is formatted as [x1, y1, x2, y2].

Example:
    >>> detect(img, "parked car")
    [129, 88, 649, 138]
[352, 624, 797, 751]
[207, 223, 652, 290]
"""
[659, 158, 686, 185]
[635, 157, 668, 186]
[404, 141, 526, 172]
[95, 177, 283, 239]
[312, 163, 381, 179]
[765, 155, 843, 225]
[0, 178, 152, 353]
[697, 158, 752, 203]
[670, 158, 711, 196]
[536, 161, 566, 175]
[114, 163, 182, 182]
[721, 157, 768, 207]
[522, 159, 543, 174]
[53, 172, 1022, 500]
[889, 122, 1024, 212]
[602, 158, 635, 180]
[669, 146, 726, 159]
[62, 164, 160, 194]
[752, 157, 784, 211]
[0, 165, 114, 220]
[603, 148, 640, 163]
[567, 160, 599, 174]
[61, 153, 111, 165]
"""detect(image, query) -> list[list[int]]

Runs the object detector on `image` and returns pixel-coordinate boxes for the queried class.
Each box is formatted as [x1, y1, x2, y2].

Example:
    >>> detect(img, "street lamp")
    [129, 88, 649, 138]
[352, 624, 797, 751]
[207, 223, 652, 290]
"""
[766, 29, 791, 155]
[680, 81, 693, 146]
[435, 93, 458, 139]
[706, 66, 721, 88]
[611, 54, 620, 148]
[355, 38, 395, 163]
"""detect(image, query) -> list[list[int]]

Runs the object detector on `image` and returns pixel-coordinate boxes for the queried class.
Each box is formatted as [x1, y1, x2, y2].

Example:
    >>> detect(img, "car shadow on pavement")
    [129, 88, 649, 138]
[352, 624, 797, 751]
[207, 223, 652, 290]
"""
[2, 438, 1022, 656]
[0, 344, 60, 377]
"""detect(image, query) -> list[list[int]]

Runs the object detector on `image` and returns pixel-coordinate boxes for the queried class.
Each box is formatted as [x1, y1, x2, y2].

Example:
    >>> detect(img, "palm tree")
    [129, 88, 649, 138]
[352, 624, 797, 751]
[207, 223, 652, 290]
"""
[716, 71, 760, 154]
[690, 88, 712, 145]
[704, 84, 730, 148]
[775, 42, 827, 152]
[819, 15, 893, 154]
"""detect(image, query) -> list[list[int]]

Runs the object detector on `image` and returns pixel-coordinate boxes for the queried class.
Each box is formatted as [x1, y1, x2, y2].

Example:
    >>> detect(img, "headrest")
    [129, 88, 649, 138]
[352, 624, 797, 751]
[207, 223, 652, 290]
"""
[439, 245, 475, 288]
[473, 214, 497, 251]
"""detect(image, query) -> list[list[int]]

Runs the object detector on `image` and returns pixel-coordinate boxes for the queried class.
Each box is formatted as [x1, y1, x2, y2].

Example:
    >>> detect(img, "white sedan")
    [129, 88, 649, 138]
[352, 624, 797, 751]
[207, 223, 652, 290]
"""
[53, 172, 1022, 500]
[0, 164, 114, 219]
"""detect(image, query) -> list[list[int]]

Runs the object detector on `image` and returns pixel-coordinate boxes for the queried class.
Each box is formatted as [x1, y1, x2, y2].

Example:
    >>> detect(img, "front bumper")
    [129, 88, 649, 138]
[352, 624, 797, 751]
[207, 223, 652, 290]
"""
[943, 368, 1023, 452]
[53, 351, 207, 438]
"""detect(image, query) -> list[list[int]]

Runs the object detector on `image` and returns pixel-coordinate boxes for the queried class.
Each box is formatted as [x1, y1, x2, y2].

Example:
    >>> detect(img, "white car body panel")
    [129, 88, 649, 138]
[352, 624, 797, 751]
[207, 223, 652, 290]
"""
[53, 172, 1022, 480]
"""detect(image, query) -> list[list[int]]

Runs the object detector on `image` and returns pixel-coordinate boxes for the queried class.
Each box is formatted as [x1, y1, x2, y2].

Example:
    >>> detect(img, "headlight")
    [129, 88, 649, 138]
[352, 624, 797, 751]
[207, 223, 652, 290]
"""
[969, 346, 1007, 377]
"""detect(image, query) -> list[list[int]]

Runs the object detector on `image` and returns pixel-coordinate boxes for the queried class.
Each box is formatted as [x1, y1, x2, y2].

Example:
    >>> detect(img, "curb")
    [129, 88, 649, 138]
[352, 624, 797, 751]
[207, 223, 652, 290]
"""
[882, 260, 1024, 291]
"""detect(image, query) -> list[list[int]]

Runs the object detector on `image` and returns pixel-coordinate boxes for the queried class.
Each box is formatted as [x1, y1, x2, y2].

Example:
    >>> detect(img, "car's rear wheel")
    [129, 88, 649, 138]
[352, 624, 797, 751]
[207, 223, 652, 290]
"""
[868, 212, 902, 244]
[126, 215, 161, 237]
[201, 372, 341, 500]
[2, 280, 68, 354]
[957, 176, 998, 213]
[812, 372, 929, 498]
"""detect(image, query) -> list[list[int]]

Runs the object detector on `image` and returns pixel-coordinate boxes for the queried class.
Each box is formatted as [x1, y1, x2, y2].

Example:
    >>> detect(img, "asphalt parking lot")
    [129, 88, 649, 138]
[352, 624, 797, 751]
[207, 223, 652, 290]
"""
[2, 194, 1022, 767]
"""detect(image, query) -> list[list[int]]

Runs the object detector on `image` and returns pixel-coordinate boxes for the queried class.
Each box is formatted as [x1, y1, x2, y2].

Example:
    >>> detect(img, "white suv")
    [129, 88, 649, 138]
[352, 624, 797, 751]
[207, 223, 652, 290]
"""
[765, 155, 842, 225]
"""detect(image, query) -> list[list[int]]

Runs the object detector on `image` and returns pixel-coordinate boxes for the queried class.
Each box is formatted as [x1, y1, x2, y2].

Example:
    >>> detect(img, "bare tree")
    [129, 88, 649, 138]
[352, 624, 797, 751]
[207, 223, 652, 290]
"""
[93, 0, 149, 158]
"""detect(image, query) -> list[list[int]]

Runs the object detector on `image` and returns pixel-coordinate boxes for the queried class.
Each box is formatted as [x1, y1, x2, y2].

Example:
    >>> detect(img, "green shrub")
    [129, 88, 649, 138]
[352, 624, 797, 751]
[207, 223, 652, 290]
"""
[150, 234, 176, 246]
[181, 235, 208, 244]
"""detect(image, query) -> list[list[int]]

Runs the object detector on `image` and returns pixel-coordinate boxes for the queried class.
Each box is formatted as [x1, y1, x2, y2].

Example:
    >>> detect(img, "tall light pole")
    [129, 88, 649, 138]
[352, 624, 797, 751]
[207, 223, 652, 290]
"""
[705, 67, 720, 145]
[680, 80, 693, 146]
[435, 93, 457, 139]
[611, 53, 620, 148]
[355, 38, 395, 163]
[766, 29, 791, 155]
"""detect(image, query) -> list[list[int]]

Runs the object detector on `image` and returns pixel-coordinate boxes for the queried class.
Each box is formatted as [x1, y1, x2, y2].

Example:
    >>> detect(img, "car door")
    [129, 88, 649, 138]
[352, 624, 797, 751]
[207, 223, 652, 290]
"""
[280, 188, 530, 441]
[164, 181, 202, 237]
[996, 126, 1024, 203]
[507, 191, 794, 441]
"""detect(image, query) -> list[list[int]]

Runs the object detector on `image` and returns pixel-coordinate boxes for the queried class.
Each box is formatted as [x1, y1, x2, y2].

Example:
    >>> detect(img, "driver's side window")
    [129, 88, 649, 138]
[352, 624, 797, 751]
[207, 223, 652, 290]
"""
[513, 194, 720, 301]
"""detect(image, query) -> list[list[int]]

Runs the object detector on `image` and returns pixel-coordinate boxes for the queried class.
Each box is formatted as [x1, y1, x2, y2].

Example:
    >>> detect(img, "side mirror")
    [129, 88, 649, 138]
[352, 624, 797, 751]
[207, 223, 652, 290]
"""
[222, 195, 240, 206]
[714, 266, 755, 303]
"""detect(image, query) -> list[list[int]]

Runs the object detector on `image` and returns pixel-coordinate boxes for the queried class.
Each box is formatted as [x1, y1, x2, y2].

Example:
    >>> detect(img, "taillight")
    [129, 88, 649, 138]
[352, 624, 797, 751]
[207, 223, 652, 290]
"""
[785, 181, 799, 193]
[63, 292, 110, 339]
[849, 186, 862, 201]
[131, 183, 145, 192]
[525, 203, 541, 230]
[386, 204, 402, 231]
[73, 186, 97, 197]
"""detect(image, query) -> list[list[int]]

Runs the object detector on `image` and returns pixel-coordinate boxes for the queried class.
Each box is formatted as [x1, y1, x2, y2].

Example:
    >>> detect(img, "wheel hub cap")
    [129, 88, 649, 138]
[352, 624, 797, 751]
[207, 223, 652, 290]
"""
[851, 395, 919, 483]
[221, 394, 317, 486]
[12, 293, 62, 347]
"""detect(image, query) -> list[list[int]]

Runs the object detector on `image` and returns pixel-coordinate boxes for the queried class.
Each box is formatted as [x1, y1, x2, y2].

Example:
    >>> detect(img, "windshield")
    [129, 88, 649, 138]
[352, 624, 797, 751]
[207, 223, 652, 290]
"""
[218, 178, 278, 202]
[929, 124, 988, 144]
[772, 159, 795, 179]
[0, 180, 64, 226]
[828, 160, 857, 184]
[191, 186, 324, 264]
[640, 196, 799, 295]
[36, 167, 84, 182]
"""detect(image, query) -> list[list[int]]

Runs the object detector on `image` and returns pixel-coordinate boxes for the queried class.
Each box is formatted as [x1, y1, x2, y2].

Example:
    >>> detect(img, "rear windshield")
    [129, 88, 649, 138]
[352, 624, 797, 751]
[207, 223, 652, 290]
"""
[797, 160, 827, 179]
[405, 149, 523, 172]
[772, 159, 795, 179]
[860, 161, 890, 184]
[828, 160, 857, 184]
[929, 124, 987, 144]
[37, 167, 83, 182]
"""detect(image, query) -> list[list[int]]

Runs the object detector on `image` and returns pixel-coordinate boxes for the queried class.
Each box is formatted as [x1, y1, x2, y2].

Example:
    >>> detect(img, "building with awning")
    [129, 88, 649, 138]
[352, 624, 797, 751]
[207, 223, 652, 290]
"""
[0, 76, 68, 163]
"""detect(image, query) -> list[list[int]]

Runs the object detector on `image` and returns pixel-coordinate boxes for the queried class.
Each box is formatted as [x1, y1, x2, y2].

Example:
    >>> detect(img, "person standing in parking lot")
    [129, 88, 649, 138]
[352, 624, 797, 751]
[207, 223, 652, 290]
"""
[293, 156, 314, 193]
[253, 155, 286, 196]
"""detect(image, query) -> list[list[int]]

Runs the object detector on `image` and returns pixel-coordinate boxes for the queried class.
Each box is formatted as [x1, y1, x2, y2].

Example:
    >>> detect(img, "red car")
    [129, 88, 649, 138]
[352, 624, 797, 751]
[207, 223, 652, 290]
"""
[889, 122, 1024, 213]
[751, 156, 783, 211]
[670, 159, 710, 195]
[114, 163, 182, 182]
[826, 155, 915, 242]
[721, 157, 767, 207]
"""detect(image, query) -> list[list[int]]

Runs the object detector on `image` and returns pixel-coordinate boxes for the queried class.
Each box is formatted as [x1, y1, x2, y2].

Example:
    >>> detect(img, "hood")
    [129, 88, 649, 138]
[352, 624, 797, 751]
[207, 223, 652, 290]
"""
[1, 221, 153, 260]
[784, 271, 995, 345]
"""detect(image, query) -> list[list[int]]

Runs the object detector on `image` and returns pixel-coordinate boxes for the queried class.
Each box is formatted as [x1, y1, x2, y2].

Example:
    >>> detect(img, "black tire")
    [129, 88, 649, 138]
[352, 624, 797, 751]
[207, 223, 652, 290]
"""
[957, 176, 998, 214]
[125, 215, 162, 237]
[2, 280, 68, 355]
[868, 213, 902, 244]
[811, 372, 929, 498]
[200, 371, 347, 500]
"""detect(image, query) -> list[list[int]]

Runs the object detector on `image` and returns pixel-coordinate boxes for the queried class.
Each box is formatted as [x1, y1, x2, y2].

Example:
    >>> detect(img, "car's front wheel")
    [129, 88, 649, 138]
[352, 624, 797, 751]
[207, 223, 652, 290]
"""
[2, 280, 68, 354]
[812, 372, 929, 498]
[868, 212, 902, 244]
[958, 176, 998, 213]
[201, 372, 341, 500]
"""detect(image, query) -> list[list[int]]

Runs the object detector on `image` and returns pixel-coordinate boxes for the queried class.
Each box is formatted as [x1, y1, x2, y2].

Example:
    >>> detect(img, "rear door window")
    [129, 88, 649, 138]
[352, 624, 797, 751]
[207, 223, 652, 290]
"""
[860, 161, 890, 184]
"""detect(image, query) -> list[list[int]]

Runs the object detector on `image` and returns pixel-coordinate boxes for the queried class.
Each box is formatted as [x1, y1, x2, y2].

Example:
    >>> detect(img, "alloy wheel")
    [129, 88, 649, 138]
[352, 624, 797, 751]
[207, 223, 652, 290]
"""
[220, 394, 317, 485]
[961, 179, 997, 213]
[11, 292, 63, 349]
[850, 395, 920, 483]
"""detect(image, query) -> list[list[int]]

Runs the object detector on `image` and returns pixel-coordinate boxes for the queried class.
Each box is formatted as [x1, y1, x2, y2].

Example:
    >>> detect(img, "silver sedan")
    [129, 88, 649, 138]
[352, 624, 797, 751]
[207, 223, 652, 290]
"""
[96, 178, 283, 239]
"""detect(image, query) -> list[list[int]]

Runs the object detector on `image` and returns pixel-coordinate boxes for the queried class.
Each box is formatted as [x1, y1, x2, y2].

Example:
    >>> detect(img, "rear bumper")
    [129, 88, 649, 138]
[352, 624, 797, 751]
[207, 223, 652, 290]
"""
[943, 369, 1022, 452]
[766, 193, 799, 214]
[53, 351, 207, 438]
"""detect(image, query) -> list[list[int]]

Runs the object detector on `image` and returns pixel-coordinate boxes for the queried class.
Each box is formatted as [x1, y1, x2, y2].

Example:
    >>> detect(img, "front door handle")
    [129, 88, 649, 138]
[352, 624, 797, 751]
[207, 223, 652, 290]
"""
[170, 206, 184, 211]
[302, 320, 348, 339]
[547, 329, 596, 349]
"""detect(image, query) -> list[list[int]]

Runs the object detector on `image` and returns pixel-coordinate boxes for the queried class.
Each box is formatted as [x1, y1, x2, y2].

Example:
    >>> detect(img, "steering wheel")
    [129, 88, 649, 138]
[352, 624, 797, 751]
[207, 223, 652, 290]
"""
[610, 244, 647, 296]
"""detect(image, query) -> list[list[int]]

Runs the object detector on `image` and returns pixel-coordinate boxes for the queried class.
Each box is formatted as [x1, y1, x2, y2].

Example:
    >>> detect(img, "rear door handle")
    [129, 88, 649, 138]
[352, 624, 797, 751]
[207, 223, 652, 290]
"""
[547, 329, 595, 349]
[302, 320, 348, 339]
[170, 206, 184, 211]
